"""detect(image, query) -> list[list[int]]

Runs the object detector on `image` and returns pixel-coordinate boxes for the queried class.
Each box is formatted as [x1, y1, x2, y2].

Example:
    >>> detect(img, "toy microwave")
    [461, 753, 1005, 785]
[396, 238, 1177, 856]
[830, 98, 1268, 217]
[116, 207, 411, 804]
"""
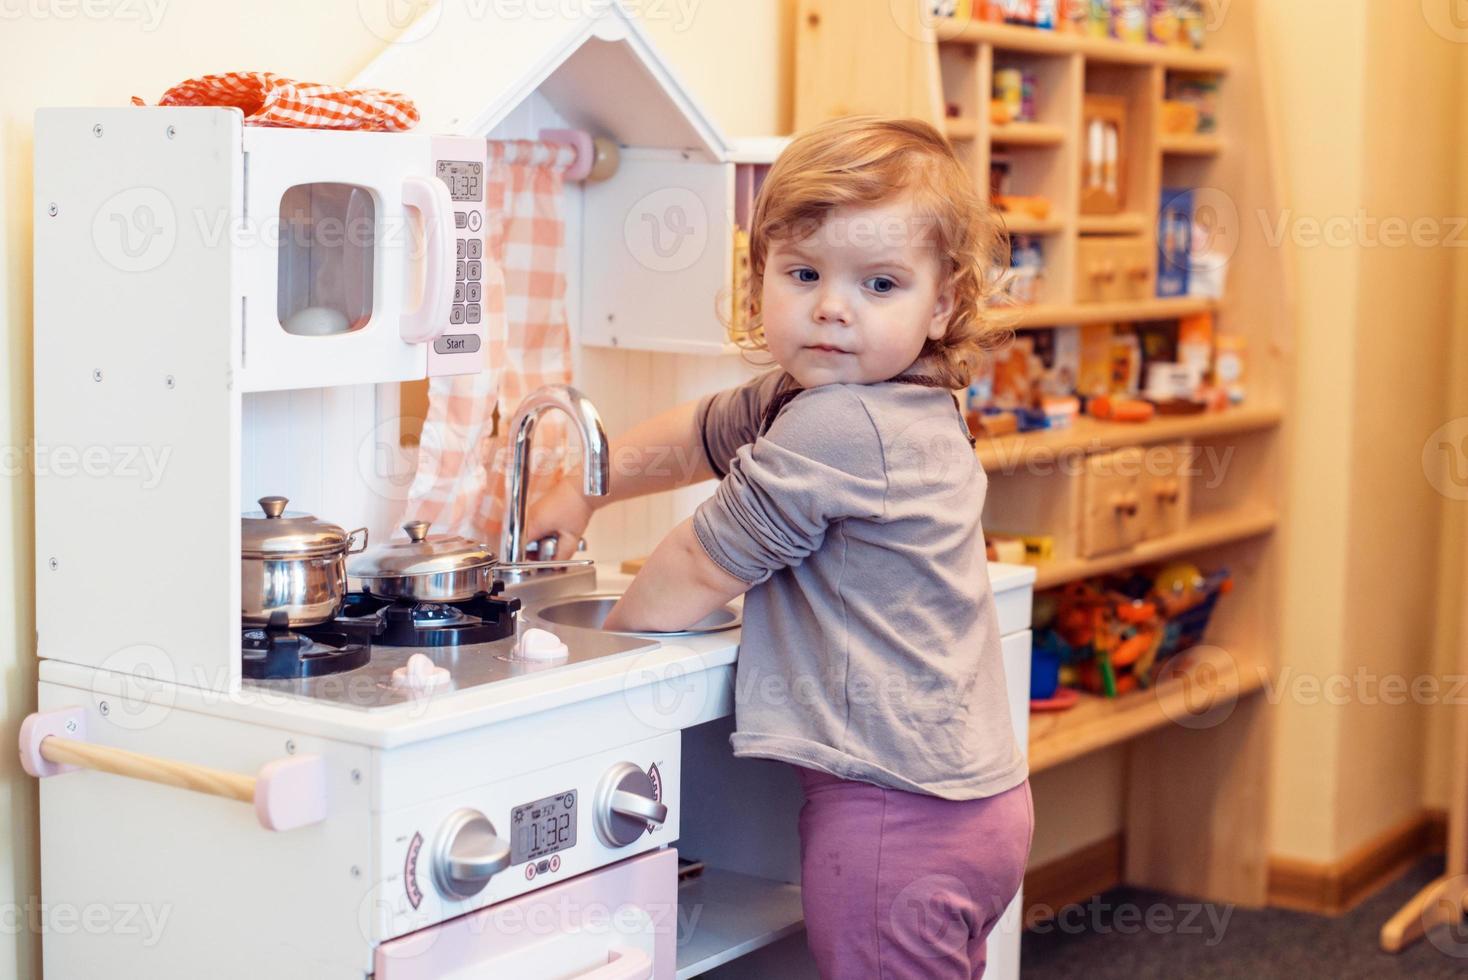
[36, 106, 488, 392]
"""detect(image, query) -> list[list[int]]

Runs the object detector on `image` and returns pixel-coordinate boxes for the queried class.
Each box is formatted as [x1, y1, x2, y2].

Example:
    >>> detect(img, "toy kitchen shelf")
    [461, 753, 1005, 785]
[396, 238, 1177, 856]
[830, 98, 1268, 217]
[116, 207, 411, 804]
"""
[797, 0, 1295, 908]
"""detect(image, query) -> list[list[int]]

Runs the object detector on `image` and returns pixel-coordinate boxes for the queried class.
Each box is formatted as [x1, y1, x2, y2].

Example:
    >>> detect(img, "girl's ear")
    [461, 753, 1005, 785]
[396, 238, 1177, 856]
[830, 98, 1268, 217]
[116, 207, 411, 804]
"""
[927, 276, 957, 341]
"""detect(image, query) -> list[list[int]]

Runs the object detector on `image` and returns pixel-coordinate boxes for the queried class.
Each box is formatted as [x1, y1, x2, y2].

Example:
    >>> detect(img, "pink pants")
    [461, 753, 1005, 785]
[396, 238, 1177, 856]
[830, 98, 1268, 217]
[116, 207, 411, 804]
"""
[793, 765, 1034, 979]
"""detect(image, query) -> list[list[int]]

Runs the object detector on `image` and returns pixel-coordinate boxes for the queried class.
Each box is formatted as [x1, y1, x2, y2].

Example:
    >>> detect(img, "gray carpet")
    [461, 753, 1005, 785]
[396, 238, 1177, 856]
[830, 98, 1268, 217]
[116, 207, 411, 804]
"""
[1021, 856, 1468, 978]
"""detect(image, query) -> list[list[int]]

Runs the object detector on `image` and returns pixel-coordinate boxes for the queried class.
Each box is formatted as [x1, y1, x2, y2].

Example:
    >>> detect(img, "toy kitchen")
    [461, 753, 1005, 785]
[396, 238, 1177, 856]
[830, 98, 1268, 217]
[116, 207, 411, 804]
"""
[18, 3, 1036, 978]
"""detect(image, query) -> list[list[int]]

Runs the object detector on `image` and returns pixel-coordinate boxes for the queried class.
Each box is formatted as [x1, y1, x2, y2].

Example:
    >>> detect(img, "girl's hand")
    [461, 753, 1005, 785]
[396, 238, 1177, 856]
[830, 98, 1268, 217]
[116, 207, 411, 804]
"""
[521, 477, 595, 556]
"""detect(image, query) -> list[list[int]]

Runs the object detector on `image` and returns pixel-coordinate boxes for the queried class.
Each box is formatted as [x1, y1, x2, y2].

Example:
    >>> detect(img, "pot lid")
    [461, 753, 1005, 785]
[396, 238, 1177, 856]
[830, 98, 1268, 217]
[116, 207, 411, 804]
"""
[348, 521, 497, 579]
[241, 496, 352, 558]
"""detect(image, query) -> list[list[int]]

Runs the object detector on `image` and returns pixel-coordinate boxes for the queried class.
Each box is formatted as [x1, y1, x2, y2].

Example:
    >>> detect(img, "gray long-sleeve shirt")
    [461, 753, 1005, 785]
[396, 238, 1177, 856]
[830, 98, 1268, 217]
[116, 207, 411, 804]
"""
[692, 369, 1027, 800]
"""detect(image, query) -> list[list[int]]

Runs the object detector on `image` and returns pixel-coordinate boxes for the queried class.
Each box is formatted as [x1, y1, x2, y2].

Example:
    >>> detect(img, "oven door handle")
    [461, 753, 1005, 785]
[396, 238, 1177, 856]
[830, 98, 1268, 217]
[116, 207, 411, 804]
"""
[610, 789, 667, 827]
[400, 174, 454, 345]
[570, 947, 653, 980]
[18, 706, 327, 832]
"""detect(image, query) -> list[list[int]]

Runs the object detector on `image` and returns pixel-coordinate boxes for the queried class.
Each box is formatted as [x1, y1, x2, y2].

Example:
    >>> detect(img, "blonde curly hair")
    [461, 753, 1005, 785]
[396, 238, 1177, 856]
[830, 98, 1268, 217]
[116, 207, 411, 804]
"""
[725, 115, 1011, 390]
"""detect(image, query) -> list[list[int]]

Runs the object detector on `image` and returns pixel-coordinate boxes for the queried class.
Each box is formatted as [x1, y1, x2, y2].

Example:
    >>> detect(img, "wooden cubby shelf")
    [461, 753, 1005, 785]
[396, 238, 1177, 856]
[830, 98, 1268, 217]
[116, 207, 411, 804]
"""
[1028, 646, 1270, 773]
[1000, 296, 1218, 327]
[1000, 212, 1066, 235]
[992, 121, 1068, 146]
[934, 18, 1231, 73]
[1076, 212, 1150, 235]
[1160, 133, 1224, 156]
[945, 118, 979, 141]
[1029, 505, 1277, 589]
[974, 404, 1282, 472]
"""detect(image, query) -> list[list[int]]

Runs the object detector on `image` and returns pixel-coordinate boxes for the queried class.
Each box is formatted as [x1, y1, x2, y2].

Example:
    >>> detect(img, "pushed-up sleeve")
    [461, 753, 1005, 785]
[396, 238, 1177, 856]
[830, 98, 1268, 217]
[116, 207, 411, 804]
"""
[695, 369, 796, 480]
[692, 385, 888, 585]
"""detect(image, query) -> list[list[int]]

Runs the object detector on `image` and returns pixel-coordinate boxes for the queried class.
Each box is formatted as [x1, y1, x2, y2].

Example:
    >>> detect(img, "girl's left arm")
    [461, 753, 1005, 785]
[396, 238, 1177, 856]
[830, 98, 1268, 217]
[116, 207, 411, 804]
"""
[602, 518, 750, 632]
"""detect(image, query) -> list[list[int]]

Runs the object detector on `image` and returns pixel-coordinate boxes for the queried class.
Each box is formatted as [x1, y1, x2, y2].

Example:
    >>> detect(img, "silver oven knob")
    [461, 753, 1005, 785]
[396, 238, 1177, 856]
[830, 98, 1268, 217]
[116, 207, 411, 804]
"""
[593, 762, 668, 848]
[432, 807, 511, 899]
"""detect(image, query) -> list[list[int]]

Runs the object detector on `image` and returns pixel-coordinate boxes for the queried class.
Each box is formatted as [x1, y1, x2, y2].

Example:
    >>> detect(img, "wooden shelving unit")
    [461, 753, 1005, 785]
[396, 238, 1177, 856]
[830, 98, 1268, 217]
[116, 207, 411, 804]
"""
[992, 120, 1068, 146]
[1029, 645, 1269, 773]
[974, 404, 1281, 471]
[1002, 295, 1216, 326]
[797, 0, 1295, 911]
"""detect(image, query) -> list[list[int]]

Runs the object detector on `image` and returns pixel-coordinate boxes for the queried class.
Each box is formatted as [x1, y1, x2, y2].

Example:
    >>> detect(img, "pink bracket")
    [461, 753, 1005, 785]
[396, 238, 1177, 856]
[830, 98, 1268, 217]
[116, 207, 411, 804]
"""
[18, 706, 85, 778]
[253, 754, 328, 832]
[540, 128, 595, 182]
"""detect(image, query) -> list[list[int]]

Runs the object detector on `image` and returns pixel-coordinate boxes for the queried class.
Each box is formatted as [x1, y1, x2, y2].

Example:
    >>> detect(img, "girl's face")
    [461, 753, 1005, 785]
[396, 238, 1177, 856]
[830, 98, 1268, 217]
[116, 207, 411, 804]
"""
[760, 197, 956, 388]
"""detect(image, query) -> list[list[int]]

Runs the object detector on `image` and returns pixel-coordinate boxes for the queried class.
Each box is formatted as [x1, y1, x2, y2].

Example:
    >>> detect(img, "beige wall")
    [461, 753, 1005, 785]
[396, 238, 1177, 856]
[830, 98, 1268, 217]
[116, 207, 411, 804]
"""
[0, 3, 791, 976]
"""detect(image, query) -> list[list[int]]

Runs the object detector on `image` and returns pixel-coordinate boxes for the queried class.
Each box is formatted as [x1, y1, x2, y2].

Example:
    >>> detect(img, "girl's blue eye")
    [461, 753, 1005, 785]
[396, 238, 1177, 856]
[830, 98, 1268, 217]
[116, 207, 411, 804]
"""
[866, 276, 897, 294]
[793, 268, 819, 283]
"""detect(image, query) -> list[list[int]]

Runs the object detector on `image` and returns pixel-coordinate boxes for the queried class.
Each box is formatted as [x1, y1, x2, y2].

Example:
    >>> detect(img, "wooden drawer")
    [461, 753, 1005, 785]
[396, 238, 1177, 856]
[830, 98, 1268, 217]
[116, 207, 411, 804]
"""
[1080, 446, 1146, 556]
[1077, 237, 1154, 303]
[1139, 441, 1192, 539]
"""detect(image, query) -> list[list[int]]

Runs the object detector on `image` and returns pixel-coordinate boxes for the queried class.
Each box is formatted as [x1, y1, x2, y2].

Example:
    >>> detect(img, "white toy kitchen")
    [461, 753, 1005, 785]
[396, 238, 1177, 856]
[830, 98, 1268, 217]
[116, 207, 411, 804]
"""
[20, 3, 1036, 978]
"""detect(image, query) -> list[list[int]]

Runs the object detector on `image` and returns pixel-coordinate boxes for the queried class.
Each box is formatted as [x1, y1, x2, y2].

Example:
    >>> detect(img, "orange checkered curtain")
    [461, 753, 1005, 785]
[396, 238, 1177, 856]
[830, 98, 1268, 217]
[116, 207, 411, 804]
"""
[403, 138, 580, 549]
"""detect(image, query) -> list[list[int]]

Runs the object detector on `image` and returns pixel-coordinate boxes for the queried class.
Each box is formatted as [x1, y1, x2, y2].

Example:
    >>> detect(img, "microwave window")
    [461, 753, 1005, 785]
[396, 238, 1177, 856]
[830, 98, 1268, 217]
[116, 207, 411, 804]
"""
[277, 183, 375, 337]
[436, 160, 483, 203]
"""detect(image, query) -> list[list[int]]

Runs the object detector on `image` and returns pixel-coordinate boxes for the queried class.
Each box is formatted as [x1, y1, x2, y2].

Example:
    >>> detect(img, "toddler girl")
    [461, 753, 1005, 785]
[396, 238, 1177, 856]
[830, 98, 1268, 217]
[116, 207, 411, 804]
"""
[527, 115, 1033, 978]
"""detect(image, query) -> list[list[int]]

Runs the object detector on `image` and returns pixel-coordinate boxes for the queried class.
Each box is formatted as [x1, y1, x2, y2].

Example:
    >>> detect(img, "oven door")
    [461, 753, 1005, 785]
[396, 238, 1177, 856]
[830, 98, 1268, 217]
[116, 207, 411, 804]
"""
[237, 128, 465, 392]
[374, 849, 677, 980]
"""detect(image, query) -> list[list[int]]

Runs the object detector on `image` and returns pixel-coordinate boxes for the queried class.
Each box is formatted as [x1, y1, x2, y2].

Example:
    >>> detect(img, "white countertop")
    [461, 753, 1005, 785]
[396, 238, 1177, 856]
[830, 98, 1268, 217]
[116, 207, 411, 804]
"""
[38, 564, 1037, 748]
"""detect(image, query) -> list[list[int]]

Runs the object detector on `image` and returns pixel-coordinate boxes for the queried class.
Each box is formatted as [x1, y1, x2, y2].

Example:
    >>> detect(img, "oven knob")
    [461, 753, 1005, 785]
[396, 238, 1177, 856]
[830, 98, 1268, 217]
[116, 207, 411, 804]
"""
[593, 762, 668, 848]
[431, 807, 511, 899]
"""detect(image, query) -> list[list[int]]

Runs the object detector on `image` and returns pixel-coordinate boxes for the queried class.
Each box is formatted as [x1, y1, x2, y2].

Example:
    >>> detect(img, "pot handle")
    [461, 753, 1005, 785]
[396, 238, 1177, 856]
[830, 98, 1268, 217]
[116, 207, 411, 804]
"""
[348, 527, 369, 555]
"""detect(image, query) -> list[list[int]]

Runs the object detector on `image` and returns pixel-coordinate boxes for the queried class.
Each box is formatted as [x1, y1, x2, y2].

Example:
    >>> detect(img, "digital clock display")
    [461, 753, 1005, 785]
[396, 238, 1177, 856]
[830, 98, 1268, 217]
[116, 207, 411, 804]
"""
[510, 789, 577, 864]
[435, 159, 483, 202]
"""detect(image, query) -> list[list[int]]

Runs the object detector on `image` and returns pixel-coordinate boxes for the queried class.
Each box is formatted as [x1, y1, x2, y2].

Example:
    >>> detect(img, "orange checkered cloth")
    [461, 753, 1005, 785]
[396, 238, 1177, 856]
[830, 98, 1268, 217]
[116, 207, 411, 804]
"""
[130, 72, 418, 131]
[403, 138, 580, 550]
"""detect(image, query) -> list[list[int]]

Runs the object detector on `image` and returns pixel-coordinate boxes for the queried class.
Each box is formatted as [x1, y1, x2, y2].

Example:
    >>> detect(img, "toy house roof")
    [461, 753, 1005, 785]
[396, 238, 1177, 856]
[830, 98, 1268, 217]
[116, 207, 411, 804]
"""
[351, 0, 729, 161]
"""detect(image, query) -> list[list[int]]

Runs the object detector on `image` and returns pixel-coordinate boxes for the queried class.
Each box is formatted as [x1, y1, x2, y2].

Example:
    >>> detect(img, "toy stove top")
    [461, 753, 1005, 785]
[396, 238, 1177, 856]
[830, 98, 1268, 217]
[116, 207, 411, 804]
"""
[241, 591, 660, 711]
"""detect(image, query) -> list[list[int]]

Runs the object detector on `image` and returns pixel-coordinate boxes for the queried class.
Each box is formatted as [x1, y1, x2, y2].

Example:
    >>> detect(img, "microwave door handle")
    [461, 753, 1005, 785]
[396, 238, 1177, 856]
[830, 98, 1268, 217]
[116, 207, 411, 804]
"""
[400, 175, 454, 344]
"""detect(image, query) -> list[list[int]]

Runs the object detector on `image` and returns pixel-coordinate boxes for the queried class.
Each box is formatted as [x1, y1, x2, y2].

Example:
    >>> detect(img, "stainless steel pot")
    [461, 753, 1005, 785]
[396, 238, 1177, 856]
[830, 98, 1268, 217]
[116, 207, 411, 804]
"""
[242, 496, 368, 627]
[348, 520, 497, 602]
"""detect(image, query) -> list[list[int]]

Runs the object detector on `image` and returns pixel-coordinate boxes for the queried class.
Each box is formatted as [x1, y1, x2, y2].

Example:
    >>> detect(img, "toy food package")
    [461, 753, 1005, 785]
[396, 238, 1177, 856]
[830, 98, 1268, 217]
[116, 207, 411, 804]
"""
[1086, 0, 1111, 37]
[1029, 325, 1080, 397]
[1112, 0, 1148, 42]
[1057, 0, 1090, 31]
[1157, 187, 1193, 297]
[991, 334, 1041, 409]
[929, 0, 974, 19]
[1215, 334, 1247, 405]
[1166, 74, 1219, 133]
[1108, 330, 1142, 396]
[1077, 322, 1116, 397]
[967, 355, 997, 410]
[1178, 0, 1206, 47]
[1034, 0, 1058, 29]
[1177, 312, 1214, 376]
[1006, 234, 1045, 305]
[1147, 0, 1178, 44]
